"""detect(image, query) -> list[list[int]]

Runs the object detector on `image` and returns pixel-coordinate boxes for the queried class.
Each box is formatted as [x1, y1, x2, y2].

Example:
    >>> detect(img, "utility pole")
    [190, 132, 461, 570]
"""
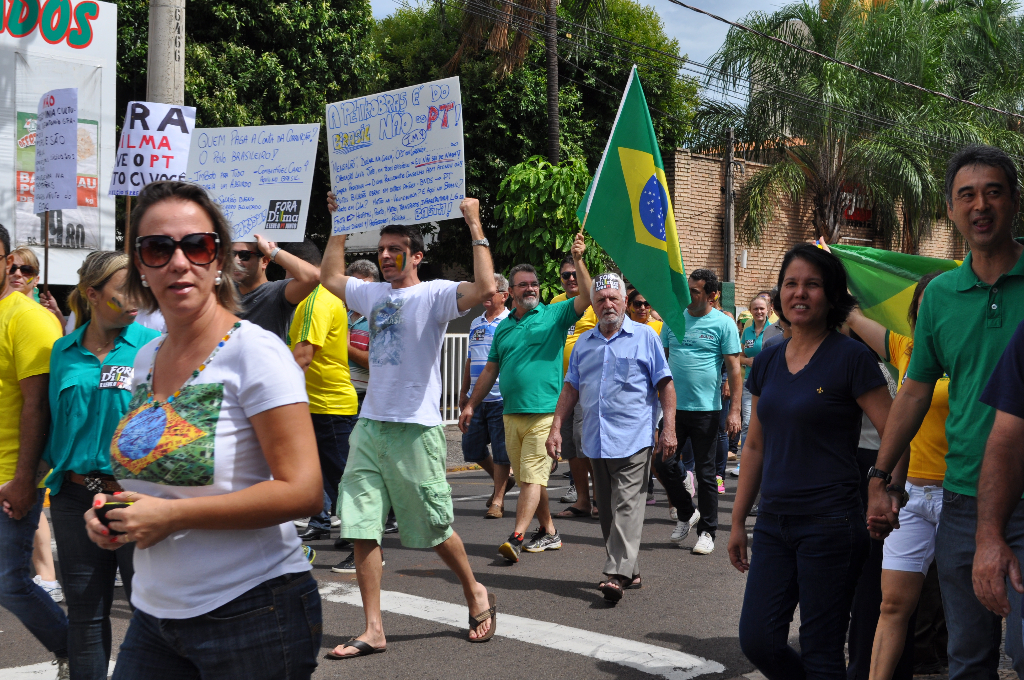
[146, 0, 186, 105]
[545, 0, 559, 164]
[724, 127, 735, 282]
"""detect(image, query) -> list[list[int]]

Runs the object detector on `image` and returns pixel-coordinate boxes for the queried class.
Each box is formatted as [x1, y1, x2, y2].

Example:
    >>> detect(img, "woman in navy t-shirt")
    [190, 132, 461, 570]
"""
[728, 244, 892, 679]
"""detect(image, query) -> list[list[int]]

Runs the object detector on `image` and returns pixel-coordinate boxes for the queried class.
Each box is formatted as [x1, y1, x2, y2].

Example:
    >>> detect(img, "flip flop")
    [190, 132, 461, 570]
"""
[325, 638, 386, 660]
[598, 575, 641, 590]
[555, 506, 589, 518]
[468, 593, 497, 643]
[599, 578, 623, 603]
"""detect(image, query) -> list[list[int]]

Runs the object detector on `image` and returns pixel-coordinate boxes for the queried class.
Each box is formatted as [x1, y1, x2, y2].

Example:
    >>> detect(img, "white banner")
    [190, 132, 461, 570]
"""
[109, 102, 195, 196]
[184, 124, 320, 242]
[326, 76, 465, 236]
[34, 88, 79, 213]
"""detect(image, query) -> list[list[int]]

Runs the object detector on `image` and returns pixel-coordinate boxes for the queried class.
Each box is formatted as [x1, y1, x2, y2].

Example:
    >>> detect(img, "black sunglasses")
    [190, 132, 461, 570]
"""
[9, 264, 38, 277]
[136, 233, 220, 268]
[560, 271, 577, 281]
[232, 250, 258, 262]
[631, 299, 650, 309]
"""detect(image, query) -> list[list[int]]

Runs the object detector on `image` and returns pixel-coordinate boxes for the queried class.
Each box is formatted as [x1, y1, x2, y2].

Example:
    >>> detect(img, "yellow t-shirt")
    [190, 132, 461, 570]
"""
[886, 330, 948, 481]
[741, 311, 779, 332]
[0, 292, 62, 485]
[288, 286, 358, 416]
[550, 292, 597, 373]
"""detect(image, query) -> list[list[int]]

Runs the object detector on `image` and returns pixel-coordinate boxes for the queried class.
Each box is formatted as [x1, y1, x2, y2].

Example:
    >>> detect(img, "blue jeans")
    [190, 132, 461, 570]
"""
[461, 400, 509, 465]
[0, 488, 68, 657]
[935, 489, 1024, 679]
[308, 413, 357, 532]
[50, 482, 135, 680]
[739, 510, 870, 679]
[739, 386, 752, 452]
[111, 572, 322, 680]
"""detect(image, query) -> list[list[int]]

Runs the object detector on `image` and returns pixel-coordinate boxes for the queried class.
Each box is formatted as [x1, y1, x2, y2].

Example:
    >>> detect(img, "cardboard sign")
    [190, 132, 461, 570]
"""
[326, 76, 465, 236]
[34, 88, 78, 213]
[109, 102, 195, 196]
[184, 124, 320, 242]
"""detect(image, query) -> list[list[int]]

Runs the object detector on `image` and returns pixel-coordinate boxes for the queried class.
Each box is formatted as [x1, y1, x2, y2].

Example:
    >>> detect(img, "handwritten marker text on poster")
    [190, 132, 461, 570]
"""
[35, 88, 79, 214]
[184, 124, 320, 242]
[109, 102, 195, 196]
[326, 77, 465, 236]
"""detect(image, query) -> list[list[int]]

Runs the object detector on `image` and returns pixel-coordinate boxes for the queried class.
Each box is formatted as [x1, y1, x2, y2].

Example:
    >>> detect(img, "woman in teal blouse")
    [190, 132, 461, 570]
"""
[43, 251, 159, 680]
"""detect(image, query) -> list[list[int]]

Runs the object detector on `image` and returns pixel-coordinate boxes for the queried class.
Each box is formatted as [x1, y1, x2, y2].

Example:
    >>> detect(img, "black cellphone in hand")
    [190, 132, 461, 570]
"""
[94, 502, 134, 535]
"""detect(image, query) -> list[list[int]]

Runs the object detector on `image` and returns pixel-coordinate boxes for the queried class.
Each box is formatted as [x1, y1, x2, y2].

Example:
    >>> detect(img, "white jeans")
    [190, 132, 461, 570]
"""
[882, 482, 943, 575]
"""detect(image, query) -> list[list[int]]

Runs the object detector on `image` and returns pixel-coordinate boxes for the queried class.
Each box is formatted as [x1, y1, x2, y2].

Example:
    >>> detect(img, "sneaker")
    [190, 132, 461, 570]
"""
[560, 484, 577, 504]
[749, 502, 759, 517]
[54, 657, 70, 680]
[114, 569, 123, 588]
[669, 519, 692, 543]
[331, 552, 385, 573]
[293, 517, 310, 528]
[683, 472, 696, 498]
[562, 469, 573, 479]
[717, 476, 725, 494]
[33, 575, 63, 603]
[645, 494, 657, 506]
[523, 529, 562, 553]
[498, 533, 524, 563]
[330, 515, 341, 528]
[729, 465, 740, 478]
[692, 531, 715, 555]
[302, 545, 316, 564]
[384, 516, 399, 534]
[669, 507, 678, 521]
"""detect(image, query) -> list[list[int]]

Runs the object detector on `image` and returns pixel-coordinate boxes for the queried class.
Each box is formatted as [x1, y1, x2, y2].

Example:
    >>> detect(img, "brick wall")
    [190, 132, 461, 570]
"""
[663, 149, 966, 306]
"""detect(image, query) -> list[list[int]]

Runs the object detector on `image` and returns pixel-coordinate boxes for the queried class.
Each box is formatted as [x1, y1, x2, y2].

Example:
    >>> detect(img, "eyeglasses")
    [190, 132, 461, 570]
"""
[631, 299, 650, 309]
[560, 271, 577, 281]
[514, 281, 540, 290]
[136, 233, 220, 268]
[9, 264, 38, 277]
[233, 250, 258, 262]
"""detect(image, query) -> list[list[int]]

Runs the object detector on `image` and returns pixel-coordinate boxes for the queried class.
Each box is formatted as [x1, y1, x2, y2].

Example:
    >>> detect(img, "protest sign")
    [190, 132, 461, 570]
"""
[326, 76, 465, 236]
[34, 88, 78, 213]
[184, 124, 320, 242]
[109, 102, 195, 196]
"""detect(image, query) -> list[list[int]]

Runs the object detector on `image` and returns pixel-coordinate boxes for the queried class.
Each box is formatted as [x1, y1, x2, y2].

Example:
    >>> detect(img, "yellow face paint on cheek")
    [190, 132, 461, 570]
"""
[106, 296, 123, 312]
[394, 252, 405, 271]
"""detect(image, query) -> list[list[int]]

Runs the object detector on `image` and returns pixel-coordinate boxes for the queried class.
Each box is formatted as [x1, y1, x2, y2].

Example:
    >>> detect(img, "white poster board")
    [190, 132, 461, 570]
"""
[109, 101, 195, 195]
[34, 88, 78, 213]
[326, 76, 465, 236]
[184, 124, 320, 242]
[0, 0, 118, 284]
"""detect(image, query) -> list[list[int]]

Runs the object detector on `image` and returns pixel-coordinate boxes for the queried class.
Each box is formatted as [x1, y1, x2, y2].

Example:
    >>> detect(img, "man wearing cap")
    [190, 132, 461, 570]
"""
[547, 272, 676, 602]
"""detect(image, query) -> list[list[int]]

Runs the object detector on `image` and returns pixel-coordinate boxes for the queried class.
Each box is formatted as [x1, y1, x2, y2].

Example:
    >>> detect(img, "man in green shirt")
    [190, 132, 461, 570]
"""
[459, 235, 592, 563]
[868, 145, 1024, 678]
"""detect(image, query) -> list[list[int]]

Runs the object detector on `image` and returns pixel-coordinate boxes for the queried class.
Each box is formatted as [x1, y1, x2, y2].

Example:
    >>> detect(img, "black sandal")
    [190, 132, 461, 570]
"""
[599, 577, 624, 603]
[325, 638, 386, 659]
[626, 574, 642, 590]
[468, 593, 497, 643]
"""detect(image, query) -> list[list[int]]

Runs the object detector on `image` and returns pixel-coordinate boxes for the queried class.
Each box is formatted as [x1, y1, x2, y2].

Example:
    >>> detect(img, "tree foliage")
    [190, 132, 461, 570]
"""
[494, 156, 605, 298]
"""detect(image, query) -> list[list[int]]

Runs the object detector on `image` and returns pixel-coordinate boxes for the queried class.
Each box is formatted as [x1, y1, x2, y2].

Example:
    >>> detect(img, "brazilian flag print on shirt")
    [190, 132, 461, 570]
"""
[577, 66, 690, 339]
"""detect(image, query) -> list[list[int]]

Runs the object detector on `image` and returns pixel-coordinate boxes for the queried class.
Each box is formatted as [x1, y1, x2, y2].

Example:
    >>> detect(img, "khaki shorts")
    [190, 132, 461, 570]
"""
[503, 413, 555, 486]
[337, 419, 454, 549]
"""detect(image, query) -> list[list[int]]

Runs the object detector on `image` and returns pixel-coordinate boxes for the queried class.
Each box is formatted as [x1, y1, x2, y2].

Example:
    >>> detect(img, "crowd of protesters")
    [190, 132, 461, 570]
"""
[1, 143, 1024, 680]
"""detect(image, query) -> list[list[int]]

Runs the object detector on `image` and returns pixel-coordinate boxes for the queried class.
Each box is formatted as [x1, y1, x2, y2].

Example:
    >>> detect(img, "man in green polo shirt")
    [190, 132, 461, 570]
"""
[867, 145, 1024, 678]
[459, 234, 592, 563]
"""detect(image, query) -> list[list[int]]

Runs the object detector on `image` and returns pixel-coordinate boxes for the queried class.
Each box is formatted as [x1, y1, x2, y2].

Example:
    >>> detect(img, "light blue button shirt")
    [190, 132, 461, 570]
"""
[565, 316, 673, 459]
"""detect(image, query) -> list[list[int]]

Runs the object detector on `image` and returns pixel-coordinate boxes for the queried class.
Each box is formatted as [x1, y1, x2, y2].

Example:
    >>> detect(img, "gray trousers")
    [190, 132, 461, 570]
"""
[590, 447, 652, 579]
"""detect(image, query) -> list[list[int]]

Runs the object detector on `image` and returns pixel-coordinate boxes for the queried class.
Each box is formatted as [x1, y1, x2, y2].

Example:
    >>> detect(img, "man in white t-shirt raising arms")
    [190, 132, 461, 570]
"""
[320, 193, 499, 656]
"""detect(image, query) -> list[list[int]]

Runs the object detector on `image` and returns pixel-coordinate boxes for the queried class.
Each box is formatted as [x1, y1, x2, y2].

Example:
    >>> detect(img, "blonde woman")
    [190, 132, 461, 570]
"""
[6, 246, 67, 331]
[84, 181, 323, 680]
[44, 251, 160, 679]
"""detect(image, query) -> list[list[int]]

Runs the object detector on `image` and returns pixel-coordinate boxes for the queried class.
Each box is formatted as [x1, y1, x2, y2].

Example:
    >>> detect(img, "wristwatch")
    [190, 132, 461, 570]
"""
[269, 246, 281, 262]
[471, 238, 489, 247]
[887, 484, 910, 509]
[866, 466, 892, 484]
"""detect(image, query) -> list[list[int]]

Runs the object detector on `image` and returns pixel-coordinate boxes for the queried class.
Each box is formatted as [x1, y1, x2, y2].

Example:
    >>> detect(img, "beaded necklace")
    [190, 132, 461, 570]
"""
[145, 322, 242, 408]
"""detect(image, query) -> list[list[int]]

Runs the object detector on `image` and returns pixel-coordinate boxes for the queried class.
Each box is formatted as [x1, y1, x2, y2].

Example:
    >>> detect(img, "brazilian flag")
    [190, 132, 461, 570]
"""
[577, 66, 691, 338]
[830, 244, 961, 337]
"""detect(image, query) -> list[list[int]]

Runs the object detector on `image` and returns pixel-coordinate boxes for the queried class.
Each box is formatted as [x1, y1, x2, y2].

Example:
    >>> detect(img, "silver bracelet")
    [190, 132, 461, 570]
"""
[269, 247, 281, 262]
[471, 238, 489, 247]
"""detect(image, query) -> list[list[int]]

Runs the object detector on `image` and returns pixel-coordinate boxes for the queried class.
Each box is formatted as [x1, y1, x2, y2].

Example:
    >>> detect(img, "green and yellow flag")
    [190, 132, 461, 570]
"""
[830, 244, 961, 337]
[577, 66, 691, 338]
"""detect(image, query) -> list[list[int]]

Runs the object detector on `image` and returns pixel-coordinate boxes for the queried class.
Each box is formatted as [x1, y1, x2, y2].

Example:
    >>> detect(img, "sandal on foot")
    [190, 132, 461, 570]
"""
[325, 638, 386, 660]
[555, 506, 589, 518]
[468, 593, 497, 643]
[626, 575, 642, 590]
[485, 504, 503, 519]
[600, 578, 623, 603]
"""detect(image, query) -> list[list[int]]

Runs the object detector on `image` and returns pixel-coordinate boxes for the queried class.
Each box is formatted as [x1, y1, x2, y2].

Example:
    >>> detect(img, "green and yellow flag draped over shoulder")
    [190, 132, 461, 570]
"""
[577, 66, 691, 338]
[830, 244, 961, 337]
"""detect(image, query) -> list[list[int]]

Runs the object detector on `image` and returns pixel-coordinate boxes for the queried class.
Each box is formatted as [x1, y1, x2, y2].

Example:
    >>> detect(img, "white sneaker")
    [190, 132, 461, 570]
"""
[689, 510, 701, 528]
[53, 657, 70, 680]
[683, 472, 696, 497]
[114, 568, 123, 588]
[669, 519, 692, 543]
[293, 517, 310, 528]
[692, 532, 715, 555]
[560, 484, 578, 504]
[33, 575, 63, 603]
[669, 507, 678, 521]
[330, 515, 341, 528]
[729, 465, 740, 477]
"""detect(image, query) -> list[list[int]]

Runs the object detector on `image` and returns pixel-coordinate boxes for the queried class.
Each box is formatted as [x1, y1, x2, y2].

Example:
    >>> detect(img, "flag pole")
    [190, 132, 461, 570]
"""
[43, 210, 49, 296]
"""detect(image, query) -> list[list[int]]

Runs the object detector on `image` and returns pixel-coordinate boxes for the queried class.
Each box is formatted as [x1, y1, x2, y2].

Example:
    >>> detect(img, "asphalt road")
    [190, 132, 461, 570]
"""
[0, 464, 770, 680]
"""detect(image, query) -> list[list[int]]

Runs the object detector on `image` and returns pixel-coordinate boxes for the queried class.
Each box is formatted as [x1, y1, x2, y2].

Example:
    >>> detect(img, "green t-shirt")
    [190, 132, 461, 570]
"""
[661, 308, 742, 412]
[487, 299, 581, 414]
[907, 241, 1024, 496]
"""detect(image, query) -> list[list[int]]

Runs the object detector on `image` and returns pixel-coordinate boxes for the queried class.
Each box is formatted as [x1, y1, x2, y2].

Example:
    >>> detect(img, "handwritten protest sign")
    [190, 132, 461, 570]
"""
[326, 76, 465, 235]
[184, 124, 320, 242]
[109, 102, 195, 196]
[34, 88, 78, 213]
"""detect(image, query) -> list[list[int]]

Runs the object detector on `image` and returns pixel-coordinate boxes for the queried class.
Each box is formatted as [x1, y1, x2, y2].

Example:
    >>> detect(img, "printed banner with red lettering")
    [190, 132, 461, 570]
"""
[109, 101, 195, 196]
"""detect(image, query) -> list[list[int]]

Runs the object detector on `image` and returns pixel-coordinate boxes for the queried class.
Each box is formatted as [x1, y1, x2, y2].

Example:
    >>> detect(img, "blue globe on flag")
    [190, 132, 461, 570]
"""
[639, 174, 667, 241]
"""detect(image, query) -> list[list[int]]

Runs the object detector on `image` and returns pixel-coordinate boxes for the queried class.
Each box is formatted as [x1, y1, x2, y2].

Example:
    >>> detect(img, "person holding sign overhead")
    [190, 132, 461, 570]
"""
[232, 235, 320, 342]
[320, 191, 499, 655]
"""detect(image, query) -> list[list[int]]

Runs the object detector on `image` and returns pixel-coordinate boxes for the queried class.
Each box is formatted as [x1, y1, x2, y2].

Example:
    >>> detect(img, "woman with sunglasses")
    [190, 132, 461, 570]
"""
[83, 181, 323, 680]
[627, 289, 662, 335]
[42, 251, 159, 679]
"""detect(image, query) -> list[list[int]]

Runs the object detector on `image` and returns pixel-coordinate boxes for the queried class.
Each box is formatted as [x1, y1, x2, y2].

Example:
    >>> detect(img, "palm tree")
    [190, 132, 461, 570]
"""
[692, 0, 1024, 249]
